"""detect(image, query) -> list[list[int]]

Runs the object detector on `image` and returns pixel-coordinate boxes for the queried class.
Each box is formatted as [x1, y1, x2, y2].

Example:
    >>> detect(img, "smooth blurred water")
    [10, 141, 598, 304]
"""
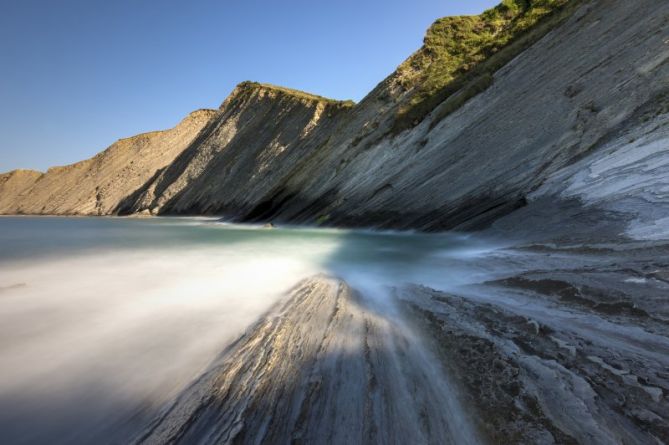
[0, 217, 499, 444]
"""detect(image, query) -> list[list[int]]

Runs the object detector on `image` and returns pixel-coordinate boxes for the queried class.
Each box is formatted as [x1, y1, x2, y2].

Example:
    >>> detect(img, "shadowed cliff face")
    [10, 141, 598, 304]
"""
[116, 83, 353, 217]
[255, 0, 669, 232]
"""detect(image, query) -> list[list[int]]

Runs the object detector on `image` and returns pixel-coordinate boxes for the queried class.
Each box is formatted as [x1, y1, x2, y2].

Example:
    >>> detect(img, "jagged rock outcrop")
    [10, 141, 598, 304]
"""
[0, 109, 218, 215]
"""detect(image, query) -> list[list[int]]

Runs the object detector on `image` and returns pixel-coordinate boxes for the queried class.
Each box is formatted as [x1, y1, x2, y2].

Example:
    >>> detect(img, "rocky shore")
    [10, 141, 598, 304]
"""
[133, 229, 669, 444]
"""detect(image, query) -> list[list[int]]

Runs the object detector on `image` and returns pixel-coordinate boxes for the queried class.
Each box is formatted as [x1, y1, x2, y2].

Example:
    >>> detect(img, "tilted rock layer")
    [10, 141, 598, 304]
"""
[0, 109, 218, 215]
[134, 277, 481, 445]
[3, 0, 667, 236]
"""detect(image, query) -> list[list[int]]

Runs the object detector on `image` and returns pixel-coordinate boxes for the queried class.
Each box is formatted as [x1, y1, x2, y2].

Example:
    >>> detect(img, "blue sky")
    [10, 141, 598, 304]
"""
[0, 0, 499, 172]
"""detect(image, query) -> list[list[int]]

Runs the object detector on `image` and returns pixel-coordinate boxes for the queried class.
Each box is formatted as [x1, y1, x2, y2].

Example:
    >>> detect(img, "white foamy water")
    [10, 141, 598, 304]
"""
[0, 217, 499, 444]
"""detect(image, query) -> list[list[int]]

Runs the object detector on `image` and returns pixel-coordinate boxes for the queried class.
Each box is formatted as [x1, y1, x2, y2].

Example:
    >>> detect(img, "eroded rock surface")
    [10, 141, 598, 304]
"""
[4, 0, 668, 234]
[134, 277, 480, 445]
[0, 109, 218, 215]
[135, 234, 669, 445]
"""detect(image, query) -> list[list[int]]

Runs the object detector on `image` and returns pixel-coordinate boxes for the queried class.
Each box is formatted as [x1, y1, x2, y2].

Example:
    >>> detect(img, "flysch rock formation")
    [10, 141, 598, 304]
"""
[0, 109, 218, 215]
[115, 83, 354, 216]
[2, 0, 669, 443]
[133, 254, 669, 444]
[133, 277, 481, 445]
[1, 0, 667, 236]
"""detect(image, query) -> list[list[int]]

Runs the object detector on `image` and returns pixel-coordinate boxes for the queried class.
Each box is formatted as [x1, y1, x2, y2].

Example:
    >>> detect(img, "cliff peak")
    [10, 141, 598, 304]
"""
[3, 169, 43, 177]
[221, 81, 356, 110]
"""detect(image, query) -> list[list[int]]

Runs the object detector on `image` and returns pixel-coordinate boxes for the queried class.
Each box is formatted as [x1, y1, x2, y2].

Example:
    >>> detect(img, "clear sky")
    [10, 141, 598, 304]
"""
[0, 0, 499, 172]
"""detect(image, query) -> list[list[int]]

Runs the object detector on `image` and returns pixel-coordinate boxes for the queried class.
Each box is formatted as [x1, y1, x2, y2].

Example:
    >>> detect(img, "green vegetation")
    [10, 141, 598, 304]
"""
[392, 0, 578, 133]
[238, 81, 355, 107]
[315, 214, 331, 225]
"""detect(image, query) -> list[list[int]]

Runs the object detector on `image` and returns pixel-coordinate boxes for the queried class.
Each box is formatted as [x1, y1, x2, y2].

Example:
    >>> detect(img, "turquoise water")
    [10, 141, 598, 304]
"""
[0, 217, 497, 444]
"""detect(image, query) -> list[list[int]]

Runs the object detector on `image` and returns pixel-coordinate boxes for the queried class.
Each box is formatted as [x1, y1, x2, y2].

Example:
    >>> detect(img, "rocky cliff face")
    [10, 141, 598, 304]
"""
[115, 82, 353, 216]
[5, 0, 664, 243]
[252, 0, 668, 233]
[0, 170, 42, 213]
[0, 109, 218, 215]
[2, 0, 666, 239]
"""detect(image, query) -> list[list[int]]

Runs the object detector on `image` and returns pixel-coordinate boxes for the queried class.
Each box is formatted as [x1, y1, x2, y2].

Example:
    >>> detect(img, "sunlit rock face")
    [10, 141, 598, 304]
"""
[0, 109, 219, 216]
[528, 110, 669, 242]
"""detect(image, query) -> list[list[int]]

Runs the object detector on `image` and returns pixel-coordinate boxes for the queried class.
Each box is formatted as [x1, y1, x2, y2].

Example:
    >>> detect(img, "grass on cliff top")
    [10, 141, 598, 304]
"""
[239, 81, 355, 107]
[392, 0, 576, 132]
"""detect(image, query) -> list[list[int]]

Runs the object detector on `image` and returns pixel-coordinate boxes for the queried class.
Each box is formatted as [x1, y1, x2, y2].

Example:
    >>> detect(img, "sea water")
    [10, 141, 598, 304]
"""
[0, 216, 498, 444]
